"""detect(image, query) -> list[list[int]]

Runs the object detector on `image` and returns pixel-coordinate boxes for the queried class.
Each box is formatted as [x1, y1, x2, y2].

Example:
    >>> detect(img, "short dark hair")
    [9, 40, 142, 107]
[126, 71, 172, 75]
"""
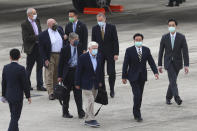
[168, 18, 178, 26]
[133, 33, 144, 40]
[68, 9, 78, 15]
[10, 48, 20, 60]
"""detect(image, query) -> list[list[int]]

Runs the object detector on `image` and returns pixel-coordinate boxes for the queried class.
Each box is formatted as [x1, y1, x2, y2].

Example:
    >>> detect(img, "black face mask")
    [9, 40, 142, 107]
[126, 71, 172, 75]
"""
[52, 24, 58, 31]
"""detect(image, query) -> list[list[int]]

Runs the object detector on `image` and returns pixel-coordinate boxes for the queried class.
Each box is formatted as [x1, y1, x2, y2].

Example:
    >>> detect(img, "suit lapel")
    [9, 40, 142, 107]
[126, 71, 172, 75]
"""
[75, 21, 80, 33]
[87, 53, 95, 74]
[133, 46, 140, 62]
[167, 33, 173, 51]
[26, 19, 35, 34]
[103, 24, 109, 41]
[173, 33, 179, 51]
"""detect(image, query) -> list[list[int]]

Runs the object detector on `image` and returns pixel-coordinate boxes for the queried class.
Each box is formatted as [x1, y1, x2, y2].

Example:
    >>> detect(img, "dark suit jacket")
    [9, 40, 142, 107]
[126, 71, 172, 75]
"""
[21, 19, 42, 54]
[65, 20, 88, 54]
[158, 32, 189, 70]
[39, 26, 65, 63]
[58, 43, 82, 81]
[2, 62, 30, 103]
[92, 23, 119, 56]
[122, 46, 158, 82]
[75, 52, 103, 90]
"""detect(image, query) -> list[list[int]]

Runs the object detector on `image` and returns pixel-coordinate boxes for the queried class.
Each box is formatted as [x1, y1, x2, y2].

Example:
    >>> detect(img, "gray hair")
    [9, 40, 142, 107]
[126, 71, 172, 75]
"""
[69, 32, 79, 41]
[88, 41, 98, 48]
[26, 8, 35, 15]
[96, 13, 106, 19]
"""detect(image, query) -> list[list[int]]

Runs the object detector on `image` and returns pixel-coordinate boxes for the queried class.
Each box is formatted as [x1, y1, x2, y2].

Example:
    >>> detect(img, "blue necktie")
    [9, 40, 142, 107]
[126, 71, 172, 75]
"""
[171, 35, 175, 49]
[73, 23, 76, 32]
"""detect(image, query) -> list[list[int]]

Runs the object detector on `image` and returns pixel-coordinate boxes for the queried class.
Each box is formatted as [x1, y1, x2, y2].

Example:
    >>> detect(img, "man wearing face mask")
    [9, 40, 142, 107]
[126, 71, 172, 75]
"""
[58, 32, 85, 119]
[122, 33, 159, 122]
[21, 8, 46, 91]
[64, 9, 88, 55]
[158, 18, 189, 105]
[39, 18, 66, 100]
[75, 42, 103, 127]
[92, 13, 119, 98]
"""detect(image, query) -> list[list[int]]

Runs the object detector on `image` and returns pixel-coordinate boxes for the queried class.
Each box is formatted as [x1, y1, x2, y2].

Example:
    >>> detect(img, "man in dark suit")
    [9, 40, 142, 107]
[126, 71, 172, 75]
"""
[39, 18, 66, 100]
[158, 18, 189, 105]
[64, 9, 88, 55]
[75, 41, 103, 127]
[58, 32, 85, 119]
[122, 33, 159, 122]
[21, 8, 46, 91]
[167, 0, 181, 7]
[92, 13, 119, 98]
[1, 48, 31, 131]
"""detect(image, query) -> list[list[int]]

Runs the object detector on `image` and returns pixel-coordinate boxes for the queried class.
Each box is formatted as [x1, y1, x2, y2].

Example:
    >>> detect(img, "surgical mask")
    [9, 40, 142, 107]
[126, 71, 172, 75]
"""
[168, 27, 176, 33]
[52, 24, 58, 31]
[69, 17, 75, 23]
[33, 14, 37, 20]
[73, 40, 79, 46]
[98, 21, 105, 27]
[92, 49, 98, 56]
[135, 41, 143, 47]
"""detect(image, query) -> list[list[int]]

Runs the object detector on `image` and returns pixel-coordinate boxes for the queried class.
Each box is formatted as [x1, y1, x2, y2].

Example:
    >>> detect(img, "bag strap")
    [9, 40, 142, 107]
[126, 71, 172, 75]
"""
[95, 105, 103, 116]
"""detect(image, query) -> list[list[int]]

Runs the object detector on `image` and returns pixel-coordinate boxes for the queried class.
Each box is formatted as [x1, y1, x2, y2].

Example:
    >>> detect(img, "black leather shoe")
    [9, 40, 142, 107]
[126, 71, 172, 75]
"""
[166, 99, 172, 105]
[175, 98, 182, 105]
[166, 2, 174, 7]
[37, 86, 47, 91]
[175, 3, 180, 6]
[78, 110, 85, 119]
[49, 94, 55, 100]
[63, 113, 73, 118]
[135, 117, 143, 122]
[110, 91, 115, 98]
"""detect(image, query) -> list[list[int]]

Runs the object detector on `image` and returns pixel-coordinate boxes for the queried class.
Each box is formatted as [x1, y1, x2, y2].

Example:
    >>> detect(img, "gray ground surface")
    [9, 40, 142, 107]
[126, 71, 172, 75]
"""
[0, 0, 197, 130]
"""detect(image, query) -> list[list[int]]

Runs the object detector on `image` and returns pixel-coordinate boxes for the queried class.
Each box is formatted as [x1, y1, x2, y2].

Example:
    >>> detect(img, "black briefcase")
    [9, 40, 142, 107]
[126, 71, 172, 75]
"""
[53, 83, 67, 103]
[95, 88, 108, 105]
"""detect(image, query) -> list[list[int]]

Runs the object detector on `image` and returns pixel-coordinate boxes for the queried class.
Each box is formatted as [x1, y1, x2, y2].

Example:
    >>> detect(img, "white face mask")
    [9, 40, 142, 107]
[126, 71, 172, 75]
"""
[33, 14, 37, 20]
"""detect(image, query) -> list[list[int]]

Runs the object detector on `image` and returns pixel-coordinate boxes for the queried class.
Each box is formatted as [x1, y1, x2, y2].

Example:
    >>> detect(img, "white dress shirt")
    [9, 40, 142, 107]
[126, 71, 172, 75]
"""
[48, 28, 63, 53]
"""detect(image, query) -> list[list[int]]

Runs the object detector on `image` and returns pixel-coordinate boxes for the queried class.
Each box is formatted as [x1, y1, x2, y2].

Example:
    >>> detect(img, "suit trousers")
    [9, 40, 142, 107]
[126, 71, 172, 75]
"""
[26, 44, 43, 88]
[166, 62, 180, 100]
[62, 67, 83, 115]
[45, 53, 59, 95]
[8, 101, 23, 131]
[101, 54, 116, 92]
[83, 88, 98, 121]
[129, 74, 145, 118]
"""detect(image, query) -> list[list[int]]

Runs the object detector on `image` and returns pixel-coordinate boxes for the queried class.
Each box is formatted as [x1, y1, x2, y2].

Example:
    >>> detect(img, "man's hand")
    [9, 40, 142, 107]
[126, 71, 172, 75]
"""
[64, 35, 68, 40]
[83, 50, 86, 54]
[45, 60, 49, 67]
[114, 55, 118, 61]
[58, 77, 62, 82]
[158, 67, 163, 73]
[1, 97, 7, 103]
[28, 98, 32, 104]
[122, 79, 127, 84]
[99, 83, 102, 87]
[75, 86, 80, 89]
[185, 66, 189, 74]
[155, 74, 159, 80]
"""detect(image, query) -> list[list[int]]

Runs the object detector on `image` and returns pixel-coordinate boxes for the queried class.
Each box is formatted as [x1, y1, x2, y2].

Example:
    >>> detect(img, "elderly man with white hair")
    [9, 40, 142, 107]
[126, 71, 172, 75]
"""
[39, 18, 66, 100]
[75, 41, 103, 127]
[21, 8, 46, 91]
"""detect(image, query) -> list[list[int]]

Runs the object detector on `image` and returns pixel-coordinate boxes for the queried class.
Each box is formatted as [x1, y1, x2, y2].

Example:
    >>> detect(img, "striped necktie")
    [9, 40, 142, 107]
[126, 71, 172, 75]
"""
[138, 48, 142, 62]
[101, 26, 104, 40]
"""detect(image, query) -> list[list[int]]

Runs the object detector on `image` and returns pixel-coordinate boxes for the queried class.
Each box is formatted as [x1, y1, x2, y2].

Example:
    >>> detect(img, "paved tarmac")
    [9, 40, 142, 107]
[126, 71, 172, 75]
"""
[0, 0, 197, 131]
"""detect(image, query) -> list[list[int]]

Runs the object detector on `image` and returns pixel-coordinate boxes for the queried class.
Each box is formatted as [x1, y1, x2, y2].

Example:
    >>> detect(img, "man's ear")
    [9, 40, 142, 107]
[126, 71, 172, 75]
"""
[9, 56, 12, 61]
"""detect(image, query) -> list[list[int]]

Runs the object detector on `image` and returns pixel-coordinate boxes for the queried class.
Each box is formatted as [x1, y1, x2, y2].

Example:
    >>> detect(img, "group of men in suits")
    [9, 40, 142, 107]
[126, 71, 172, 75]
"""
[1, 7, 190, 130]
[122, 18, 189, 122]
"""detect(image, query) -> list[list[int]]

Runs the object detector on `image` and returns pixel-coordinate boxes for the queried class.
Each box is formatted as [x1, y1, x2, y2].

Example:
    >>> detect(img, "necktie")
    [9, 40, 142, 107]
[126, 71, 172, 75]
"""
[73, 23, 76, 32]
[73, 47, 76, 56]
[171, 35, 175, 49]
[138, 48, 142, 62]
[101, 26, 104, 40]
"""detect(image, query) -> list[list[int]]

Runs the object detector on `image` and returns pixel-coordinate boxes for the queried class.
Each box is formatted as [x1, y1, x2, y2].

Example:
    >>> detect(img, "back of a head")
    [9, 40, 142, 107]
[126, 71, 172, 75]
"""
[10, 48, 20, 60]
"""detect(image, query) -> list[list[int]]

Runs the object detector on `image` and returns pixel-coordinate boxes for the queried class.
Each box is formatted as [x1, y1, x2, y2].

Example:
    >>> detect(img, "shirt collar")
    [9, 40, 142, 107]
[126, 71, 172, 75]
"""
[89, 52, 97, 58]
[48, 28, 57, 33]
[73, 20, 78, 25]
[170, 32, 176, 38]
[28, 17, 34, 23]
